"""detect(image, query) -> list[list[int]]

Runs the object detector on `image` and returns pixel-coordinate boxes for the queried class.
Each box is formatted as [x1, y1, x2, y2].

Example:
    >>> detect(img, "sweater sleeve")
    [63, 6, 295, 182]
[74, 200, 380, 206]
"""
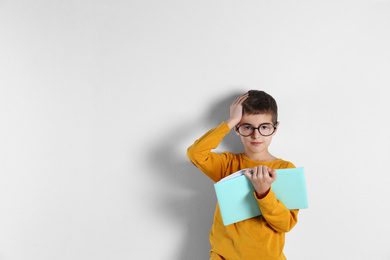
[187, 122, 232, 182]
[256, 190, 299, 233]
[256, 162, 299, 233]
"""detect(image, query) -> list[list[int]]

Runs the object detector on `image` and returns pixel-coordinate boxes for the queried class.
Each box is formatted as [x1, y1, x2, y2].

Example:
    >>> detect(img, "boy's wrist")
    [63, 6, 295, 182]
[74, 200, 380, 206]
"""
[255, 188, 270, 199]
[225, 119, 239, 129]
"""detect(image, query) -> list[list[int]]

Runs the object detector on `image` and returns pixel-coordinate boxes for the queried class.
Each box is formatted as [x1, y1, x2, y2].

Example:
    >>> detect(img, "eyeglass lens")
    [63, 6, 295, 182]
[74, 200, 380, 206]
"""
[238, 123, 275, 137]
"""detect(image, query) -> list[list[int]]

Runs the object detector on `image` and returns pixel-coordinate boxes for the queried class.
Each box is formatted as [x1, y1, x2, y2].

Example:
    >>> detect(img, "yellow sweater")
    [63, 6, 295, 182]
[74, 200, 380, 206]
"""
[187, 122, 298, 260]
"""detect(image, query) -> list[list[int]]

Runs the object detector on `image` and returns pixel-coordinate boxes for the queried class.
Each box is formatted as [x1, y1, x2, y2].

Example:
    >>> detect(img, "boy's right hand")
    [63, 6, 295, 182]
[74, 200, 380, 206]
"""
[226, 93, 249, 129]
[244, 166, 277, 199]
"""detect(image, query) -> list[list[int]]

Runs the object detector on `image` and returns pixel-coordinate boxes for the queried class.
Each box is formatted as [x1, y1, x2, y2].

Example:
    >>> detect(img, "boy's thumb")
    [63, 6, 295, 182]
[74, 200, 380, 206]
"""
[268, 168, 277, 179]
[244, 168, 253, 178]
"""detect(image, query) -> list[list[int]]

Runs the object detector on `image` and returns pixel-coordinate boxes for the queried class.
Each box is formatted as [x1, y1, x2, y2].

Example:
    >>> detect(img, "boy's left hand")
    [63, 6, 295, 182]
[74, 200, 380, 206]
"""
[244, 165, 277, 199]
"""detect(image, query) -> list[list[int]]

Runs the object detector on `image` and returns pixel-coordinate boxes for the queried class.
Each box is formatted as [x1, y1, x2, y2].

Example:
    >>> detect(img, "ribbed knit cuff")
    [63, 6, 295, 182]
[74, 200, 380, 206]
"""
[256, 189, 278, 214]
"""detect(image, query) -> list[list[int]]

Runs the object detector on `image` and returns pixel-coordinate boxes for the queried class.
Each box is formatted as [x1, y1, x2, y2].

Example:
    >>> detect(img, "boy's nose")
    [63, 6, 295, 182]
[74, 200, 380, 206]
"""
[251, 129, 261, 138]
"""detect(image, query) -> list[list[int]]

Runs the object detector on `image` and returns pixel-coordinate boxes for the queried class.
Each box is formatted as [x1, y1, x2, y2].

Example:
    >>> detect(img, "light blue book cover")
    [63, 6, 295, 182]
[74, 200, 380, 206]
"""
[214, 167, 308, 226]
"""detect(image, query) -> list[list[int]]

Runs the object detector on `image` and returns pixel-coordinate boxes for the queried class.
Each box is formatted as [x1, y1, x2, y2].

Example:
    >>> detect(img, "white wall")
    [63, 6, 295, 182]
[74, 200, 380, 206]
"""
[1, 1, 390, 259]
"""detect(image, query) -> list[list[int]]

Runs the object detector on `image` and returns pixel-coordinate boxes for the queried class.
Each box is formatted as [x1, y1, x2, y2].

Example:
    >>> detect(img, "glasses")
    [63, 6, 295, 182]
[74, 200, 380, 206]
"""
[236, 123, 277, 137]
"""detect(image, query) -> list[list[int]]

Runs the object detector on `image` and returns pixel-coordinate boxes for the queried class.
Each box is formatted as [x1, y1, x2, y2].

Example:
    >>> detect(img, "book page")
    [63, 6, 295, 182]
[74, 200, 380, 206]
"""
[217, 169, 250, 183]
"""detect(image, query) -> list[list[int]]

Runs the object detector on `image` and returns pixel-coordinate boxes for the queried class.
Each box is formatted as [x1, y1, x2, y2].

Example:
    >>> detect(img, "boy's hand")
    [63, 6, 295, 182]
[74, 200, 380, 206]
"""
[244, 165, 277, 199]
[226, 93, 249, 129]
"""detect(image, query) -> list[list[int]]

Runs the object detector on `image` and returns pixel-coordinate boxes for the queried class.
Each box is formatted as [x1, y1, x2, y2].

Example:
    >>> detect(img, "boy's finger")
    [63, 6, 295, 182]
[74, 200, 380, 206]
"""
[256, 166, 262, 178]
[268, 168, 277, 179]
[254, 166, 260, 179]
[235, 93, 248, 103]
[244, 168, 253, 179]
[250, 167, 256, 179]
[261, 165, 269, 178]
[238, 93, 249, 103]
[233, 95, 241, 104]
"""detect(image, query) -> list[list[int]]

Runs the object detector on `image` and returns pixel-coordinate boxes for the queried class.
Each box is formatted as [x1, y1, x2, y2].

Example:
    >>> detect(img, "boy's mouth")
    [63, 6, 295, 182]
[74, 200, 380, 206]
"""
[250, 142, 263, 146]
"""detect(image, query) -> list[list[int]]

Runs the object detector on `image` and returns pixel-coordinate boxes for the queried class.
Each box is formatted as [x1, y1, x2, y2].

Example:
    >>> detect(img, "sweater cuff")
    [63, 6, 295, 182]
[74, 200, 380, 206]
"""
[254, 189, 270, 199]
[256, 189, 278, 212]
[220, 121, 231, 133]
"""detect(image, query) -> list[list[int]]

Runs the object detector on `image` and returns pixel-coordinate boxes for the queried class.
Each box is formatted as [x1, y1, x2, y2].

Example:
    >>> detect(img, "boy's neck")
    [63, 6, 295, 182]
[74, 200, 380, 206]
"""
[244, 151, 278, 162]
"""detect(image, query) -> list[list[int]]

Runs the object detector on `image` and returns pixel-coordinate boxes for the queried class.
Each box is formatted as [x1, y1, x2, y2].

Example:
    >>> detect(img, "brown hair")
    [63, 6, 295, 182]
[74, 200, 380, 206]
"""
[242, 90, 278, 124]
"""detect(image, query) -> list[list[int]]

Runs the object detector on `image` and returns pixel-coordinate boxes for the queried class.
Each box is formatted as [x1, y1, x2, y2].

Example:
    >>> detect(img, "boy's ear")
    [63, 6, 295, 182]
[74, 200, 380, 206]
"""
[234, 126, 240, 136]
[273, 122, 280, 135]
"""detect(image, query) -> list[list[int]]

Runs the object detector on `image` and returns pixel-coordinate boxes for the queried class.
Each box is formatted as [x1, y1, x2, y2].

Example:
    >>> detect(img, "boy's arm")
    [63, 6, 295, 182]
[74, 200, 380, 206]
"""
[187, 93, 249, 182]
[187, 122, 232, 182]
[257, 191, 299, 233]
[244, 164, 299, 233]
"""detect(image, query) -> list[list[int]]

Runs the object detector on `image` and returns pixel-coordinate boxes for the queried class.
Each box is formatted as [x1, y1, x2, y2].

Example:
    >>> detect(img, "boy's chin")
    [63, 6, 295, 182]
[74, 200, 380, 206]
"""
[245, 146, 266, 154]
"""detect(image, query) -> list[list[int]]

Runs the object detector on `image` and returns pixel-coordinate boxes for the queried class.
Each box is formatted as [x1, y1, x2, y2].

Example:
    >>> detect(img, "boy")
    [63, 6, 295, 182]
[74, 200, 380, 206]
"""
[187, 90, 298, 260]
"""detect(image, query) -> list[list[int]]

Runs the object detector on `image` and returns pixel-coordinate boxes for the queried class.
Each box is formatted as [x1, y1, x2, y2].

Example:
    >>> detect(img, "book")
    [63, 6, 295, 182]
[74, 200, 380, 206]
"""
[214, 167, 308, 226]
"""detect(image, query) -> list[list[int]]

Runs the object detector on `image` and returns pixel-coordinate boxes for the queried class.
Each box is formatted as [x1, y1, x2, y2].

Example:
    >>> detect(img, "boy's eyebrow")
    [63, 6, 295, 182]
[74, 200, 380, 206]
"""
[240, 121, 273, 126]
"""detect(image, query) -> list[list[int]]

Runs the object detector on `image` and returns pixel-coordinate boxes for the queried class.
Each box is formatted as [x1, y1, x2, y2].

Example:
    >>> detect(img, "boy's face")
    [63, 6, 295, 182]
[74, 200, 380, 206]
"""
[235, 113, 278, 160]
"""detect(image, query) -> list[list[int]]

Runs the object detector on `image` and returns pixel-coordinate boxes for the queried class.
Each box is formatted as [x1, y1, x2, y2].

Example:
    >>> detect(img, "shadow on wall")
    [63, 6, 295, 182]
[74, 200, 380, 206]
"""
[150, 91, 245, 260]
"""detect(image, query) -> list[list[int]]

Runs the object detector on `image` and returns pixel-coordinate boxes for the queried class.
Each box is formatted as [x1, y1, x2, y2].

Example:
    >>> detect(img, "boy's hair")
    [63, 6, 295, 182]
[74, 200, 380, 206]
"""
[242, 90, 278, 124]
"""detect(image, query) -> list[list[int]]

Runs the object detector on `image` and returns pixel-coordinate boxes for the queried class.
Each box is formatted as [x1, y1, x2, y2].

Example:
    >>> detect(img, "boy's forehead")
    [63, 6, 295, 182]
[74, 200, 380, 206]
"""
[240, 113, 273, 125]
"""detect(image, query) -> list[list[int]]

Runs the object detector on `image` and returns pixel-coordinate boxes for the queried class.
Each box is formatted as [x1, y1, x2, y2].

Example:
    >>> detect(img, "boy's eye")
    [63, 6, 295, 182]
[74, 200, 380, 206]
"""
[244, 125, 253, 130]
[261, 125, 271, 130]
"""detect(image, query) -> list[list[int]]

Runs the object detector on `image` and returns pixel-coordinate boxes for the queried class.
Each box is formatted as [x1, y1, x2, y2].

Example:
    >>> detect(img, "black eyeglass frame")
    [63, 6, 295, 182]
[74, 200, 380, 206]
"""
[235, 123, 278, 137]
